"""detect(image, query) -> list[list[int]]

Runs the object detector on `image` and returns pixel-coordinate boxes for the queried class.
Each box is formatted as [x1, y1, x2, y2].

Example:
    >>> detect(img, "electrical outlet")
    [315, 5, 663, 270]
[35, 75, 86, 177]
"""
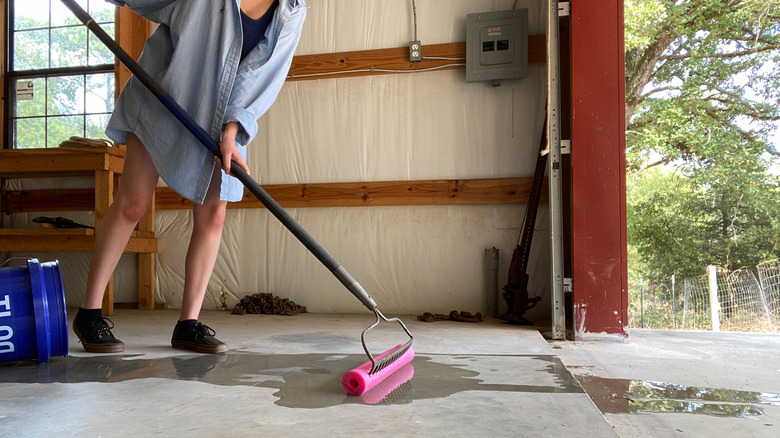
[409, 40, 422, 62]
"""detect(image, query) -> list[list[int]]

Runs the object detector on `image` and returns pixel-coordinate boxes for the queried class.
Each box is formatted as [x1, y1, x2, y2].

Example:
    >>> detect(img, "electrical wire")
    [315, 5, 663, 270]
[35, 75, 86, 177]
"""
[373, 63, 464, 74]
[411, 0, 418, 41]
[286, 63, 466, 80]
[422, 56, 466, 61]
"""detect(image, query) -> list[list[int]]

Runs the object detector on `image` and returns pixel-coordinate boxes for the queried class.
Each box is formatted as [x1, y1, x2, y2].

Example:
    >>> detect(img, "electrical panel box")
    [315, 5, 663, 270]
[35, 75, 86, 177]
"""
[465, 9, 528, 83]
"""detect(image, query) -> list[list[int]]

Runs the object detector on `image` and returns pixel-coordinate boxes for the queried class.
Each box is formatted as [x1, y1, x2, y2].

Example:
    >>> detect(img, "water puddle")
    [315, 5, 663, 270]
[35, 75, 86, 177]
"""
[576, 375, 780, 418]
[0, 352, 581, 408]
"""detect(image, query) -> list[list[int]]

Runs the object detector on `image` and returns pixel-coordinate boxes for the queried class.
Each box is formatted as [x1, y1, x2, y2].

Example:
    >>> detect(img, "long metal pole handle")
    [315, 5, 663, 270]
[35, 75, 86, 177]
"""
[61, 0, 378, 310]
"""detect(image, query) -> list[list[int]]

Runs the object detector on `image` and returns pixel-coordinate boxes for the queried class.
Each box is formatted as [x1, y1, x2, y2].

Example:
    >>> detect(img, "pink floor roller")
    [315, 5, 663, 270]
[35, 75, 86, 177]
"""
[353, 362, 415, 404]
[342, 343, 415, 396]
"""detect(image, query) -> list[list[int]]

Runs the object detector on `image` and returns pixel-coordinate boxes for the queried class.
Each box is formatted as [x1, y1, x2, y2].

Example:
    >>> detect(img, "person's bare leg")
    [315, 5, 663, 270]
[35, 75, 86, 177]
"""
[74, 134, 159, 353]
[81, 134, 160, 309]
[179, 168, 228, 321]
[171, 168, 229, 354]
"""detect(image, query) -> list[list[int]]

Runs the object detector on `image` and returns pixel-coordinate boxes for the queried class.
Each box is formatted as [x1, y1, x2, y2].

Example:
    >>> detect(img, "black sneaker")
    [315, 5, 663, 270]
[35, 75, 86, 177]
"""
[171, 321, 227, 354]
[73, 311, 125, 353]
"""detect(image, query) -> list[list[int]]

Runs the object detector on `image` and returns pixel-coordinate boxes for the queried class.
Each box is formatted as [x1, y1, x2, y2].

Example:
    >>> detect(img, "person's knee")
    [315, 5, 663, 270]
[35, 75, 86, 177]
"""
[194, 203, 227, 234]
[205, 206, 227, 231]
[114, 192, 152, 223]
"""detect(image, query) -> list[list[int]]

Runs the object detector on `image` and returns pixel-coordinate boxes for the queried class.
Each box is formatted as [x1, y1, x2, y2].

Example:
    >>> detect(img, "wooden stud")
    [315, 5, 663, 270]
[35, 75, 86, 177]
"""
[115, 6, 149, 94]
[137, 253, 156, 310]
[137, 192, 157, 309]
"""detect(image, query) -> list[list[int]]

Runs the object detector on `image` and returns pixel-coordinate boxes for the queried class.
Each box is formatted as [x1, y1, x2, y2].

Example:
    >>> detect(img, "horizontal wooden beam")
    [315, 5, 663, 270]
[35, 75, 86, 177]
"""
[0, 231, 156, 253]
[2, 178, 547, 213]
[287, 35, 546, 81]
[2, 189, 96, 212]
[158, 177, 547, 210]
[114, 302, 168, 310]
[0, 228, 94, 236]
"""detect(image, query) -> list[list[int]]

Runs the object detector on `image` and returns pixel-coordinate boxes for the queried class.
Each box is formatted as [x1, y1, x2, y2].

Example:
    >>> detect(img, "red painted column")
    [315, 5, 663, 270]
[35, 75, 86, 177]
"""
[570, 0, 628, 337]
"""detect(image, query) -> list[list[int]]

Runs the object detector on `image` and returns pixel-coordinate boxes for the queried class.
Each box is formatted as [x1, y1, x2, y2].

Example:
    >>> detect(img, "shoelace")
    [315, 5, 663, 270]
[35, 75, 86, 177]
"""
[91, 317, 116, 339]
[192, 323, 217, 340]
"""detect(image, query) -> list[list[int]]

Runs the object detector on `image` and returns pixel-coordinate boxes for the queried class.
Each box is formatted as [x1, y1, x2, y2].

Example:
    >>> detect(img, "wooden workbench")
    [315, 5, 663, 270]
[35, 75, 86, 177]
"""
[0, 146, 157, 315]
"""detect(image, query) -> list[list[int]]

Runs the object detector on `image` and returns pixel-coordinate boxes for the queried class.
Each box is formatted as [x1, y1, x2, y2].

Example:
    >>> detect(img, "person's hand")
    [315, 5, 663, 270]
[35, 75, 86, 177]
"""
[217, 122, 250, 176]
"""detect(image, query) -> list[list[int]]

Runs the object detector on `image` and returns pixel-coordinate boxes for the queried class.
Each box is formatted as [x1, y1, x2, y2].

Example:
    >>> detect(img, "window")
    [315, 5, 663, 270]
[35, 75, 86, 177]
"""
[5, 0, 116, 148]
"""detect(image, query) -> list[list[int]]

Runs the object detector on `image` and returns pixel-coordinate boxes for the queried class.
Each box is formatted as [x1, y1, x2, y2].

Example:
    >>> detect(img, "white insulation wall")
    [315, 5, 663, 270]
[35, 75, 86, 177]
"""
[2, 0, 551, 319]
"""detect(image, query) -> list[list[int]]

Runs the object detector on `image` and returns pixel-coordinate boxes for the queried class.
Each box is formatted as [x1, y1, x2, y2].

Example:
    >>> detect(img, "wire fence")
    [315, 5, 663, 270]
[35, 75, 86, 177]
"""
[758, 259, 780, 328]
[629, 259, 780, 333]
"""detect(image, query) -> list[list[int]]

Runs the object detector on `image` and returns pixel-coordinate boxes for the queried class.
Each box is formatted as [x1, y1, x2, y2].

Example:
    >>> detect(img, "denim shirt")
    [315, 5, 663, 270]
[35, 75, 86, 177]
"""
[105, 0, 308, 203]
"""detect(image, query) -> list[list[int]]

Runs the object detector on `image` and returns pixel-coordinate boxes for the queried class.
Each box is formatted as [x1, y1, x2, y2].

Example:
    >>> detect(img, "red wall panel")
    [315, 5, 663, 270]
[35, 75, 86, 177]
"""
[570, 0, 628, 337]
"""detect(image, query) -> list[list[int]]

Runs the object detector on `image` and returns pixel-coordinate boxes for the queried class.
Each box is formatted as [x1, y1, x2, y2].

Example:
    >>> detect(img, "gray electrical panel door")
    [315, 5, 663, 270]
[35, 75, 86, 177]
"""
[466, 9, 528, 83]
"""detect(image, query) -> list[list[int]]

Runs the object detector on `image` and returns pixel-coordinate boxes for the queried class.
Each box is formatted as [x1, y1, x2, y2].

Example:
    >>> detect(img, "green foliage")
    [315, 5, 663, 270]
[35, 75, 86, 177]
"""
[624, 0, 666, 51]
[626, 0, 780, 283]
[628, 168, 703, 280]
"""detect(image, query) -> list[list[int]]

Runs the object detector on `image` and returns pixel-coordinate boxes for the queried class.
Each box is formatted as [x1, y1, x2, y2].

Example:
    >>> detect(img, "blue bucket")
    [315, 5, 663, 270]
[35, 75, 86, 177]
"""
[0, 259, 69, 363]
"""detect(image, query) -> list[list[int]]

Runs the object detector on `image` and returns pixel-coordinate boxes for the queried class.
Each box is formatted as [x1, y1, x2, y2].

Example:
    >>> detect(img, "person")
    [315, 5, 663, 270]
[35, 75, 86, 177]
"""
[72, 0, 308, 354]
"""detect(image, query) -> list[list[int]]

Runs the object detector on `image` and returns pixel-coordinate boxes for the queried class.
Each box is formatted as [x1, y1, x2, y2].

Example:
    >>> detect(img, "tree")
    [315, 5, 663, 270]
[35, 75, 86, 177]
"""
[625, 0, 780, 281]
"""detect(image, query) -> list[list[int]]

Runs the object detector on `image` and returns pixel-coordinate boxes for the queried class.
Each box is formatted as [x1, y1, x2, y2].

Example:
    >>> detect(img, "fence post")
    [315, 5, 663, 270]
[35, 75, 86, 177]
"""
[640, 279, 644, 328]
[671, 275, 676, 329]
[682, 279, 690, 329]
[708, 265, 721, 332]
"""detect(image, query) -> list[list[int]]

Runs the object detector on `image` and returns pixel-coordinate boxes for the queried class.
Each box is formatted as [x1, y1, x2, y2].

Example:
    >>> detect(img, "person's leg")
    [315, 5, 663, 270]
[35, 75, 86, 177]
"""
[180, 168, 227, 320]
[171, 168, 229, 354]
[74, 133, 160, 352]
[83, 134, 160, 308]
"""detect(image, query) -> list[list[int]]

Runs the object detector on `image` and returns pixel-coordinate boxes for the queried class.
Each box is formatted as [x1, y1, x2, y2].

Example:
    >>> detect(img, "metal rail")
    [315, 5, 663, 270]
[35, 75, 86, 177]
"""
[547, 0, 566, 340]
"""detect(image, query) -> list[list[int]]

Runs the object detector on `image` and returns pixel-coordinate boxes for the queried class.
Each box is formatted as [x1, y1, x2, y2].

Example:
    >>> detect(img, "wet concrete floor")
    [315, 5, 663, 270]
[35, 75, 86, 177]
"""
[553, 329, 780, 437]
[1, 352, 582, 409]
[10, 311, 780, 437]
[0, 310, 617, 437]
[577, 375, 780, 418]
[7, 311, 777, 436]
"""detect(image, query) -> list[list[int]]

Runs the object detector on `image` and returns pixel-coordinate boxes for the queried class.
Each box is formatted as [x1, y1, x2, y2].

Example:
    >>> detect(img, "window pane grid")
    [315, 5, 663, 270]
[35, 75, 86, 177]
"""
[8, 0, 115, 148]
[11, 72, 115, 148]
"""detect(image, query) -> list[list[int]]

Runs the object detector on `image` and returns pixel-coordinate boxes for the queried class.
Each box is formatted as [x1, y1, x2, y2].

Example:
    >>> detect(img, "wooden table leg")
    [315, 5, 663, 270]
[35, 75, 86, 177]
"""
[137, 195, 156, 309]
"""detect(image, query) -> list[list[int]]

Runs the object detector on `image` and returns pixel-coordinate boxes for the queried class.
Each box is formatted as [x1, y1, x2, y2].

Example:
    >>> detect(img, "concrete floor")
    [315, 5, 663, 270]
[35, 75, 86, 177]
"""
[1, 309, 614, 437]
[553, 329, 780, 437]
[1, 311, 778, 437]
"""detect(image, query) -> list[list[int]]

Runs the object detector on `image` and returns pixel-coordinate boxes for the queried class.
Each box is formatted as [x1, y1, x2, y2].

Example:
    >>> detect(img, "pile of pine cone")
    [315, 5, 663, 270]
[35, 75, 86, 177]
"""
[231, 293, 307, 316]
